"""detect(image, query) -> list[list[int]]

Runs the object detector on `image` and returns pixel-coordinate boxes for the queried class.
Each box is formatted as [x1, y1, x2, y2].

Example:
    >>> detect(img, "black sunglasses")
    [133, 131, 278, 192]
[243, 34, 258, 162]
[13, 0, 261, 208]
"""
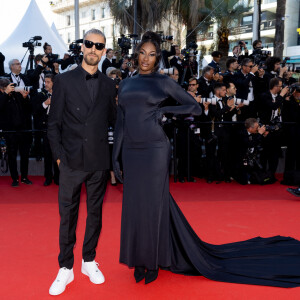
[84, 40, 105, 51]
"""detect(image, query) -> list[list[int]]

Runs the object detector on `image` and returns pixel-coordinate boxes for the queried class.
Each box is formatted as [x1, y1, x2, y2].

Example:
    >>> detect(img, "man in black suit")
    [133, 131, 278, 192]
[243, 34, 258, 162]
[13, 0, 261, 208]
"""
[32, 74, 59, 186]
[233, 58, 265, 119]
[48, 29, 116, 296]
[259, 77, 289, 181]
[208, 51, 222, 74]
[170, 45, 184, 82]
[101, 48, 118, 75]
[3, 59, 33, 186]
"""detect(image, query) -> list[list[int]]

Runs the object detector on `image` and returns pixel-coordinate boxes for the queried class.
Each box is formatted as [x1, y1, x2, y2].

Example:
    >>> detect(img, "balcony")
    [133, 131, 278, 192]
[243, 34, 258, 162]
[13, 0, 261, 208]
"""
[51, 0, 104, 13]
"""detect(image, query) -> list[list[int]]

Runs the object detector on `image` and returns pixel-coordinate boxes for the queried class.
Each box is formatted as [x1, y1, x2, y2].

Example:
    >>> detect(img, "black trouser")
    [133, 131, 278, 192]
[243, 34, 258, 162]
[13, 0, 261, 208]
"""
[58, 162, 108, 269]
[261, 132, 282, 177]
[6, 132, 31, 181]
[43, 133, 59, 181]
[215, 126, 231, 180]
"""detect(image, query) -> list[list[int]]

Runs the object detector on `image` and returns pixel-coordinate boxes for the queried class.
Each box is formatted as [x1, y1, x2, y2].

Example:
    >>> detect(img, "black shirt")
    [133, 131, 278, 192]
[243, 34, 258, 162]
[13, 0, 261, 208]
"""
[78, 64, 100, 103]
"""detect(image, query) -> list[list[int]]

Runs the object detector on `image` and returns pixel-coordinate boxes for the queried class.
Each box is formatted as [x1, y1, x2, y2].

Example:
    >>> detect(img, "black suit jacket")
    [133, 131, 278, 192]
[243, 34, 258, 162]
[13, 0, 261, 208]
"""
[48, 65, 117, 171]
[197, 76, 215, 98]
[102, 58, 118, 76]
[32, 89, 49, 129]
[258, 91, 284, 124]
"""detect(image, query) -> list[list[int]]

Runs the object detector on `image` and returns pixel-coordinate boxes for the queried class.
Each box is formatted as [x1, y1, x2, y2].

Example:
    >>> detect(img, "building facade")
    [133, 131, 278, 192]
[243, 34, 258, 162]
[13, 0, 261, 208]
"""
[50, 0, 118, 49]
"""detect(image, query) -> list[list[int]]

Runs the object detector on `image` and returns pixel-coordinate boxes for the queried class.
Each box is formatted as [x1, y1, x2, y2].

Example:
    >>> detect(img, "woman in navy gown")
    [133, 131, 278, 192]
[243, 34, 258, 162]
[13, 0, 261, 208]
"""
[113, 31, 300, 286]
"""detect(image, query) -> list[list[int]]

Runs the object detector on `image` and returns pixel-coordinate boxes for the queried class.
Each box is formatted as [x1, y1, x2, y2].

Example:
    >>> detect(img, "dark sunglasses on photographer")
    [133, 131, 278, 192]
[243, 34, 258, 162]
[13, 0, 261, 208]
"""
[84, 40, 105, 51]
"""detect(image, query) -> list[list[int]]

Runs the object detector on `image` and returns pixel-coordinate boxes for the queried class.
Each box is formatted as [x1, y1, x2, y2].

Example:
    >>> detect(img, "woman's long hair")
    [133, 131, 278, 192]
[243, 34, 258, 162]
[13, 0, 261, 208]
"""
[134, 31, 162, 73]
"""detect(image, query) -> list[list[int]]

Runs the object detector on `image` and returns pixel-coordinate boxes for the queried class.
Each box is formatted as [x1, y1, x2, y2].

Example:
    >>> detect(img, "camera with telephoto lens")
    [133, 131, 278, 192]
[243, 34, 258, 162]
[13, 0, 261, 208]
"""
[259, 116, 282, 133]
[161, 68, 175, 75]
[156, 32, 173, 43]
[235, 98, 250, 106]
[201, 97, 217, 105]
[22, 36, 42, 49]
[238, 40, 248, 49]
[181, 41, 198, 59]
[12, 83, 33, 93]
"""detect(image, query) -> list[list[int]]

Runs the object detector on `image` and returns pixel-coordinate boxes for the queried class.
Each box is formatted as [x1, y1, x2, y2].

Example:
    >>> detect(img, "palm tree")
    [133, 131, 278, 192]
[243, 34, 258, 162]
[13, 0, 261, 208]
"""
[274, 0, 286, 59]
[108, 0, 166, 36]
[108, 0, 206, 48]
[202, 0, 251, 69]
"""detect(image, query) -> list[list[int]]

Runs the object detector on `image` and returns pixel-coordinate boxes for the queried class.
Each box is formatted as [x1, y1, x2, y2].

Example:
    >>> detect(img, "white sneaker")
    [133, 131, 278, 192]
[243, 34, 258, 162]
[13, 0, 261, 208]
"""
[49, 267, 74, 296]
[81, 259, 105, 284]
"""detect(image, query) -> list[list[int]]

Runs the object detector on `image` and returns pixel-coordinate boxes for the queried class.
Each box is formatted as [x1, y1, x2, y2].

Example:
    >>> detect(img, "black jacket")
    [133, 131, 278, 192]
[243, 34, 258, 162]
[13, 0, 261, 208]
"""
[208, 60, 221, 73]
[32, 89, 50, 129]
[102, 57, 118, 76]
[197, 76, 216, 98]
[47, 65, 117, 171]
[258, 91, 284, 124]
[0, 91, 32, 131]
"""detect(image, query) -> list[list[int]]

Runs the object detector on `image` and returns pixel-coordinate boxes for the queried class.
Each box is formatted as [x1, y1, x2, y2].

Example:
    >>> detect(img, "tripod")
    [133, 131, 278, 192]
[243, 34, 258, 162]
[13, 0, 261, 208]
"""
[21, 46, 35, 74]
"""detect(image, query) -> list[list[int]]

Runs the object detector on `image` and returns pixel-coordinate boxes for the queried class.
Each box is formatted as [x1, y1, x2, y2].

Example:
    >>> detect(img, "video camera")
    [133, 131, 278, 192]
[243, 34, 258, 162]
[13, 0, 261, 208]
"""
[252, 46, 271, 65]
[118, 34, 141, 55]
[181, 41, 198, 59]
[22, 36, 42, 49]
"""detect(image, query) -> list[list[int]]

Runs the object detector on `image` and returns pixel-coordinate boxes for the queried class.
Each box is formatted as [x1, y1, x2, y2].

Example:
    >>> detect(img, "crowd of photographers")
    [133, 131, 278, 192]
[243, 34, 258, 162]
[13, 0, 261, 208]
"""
[0, 38, 300, 188]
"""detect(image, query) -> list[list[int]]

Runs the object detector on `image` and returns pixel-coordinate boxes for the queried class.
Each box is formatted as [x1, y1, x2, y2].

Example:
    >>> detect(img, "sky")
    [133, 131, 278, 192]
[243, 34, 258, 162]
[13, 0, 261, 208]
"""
[0, 0, 55, 44]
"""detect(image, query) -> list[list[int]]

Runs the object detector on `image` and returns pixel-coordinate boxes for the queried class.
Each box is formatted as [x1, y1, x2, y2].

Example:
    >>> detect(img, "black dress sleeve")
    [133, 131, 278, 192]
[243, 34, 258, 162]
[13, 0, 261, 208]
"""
[160, 76, 202, 116]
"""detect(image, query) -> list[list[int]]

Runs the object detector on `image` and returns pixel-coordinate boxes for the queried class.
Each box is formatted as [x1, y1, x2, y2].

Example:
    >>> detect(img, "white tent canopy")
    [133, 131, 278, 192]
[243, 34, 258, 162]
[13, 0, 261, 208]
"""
[51, 22, 66, 47]
[0, 0, 67, 70]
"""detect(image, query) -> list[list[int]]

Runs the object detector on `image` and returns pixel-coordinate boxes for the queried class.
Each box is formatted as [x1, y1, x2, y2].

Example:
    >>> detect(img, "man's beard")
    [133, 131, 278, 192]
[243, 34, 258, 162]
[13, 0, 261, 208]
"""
[83, 53, 100, 66]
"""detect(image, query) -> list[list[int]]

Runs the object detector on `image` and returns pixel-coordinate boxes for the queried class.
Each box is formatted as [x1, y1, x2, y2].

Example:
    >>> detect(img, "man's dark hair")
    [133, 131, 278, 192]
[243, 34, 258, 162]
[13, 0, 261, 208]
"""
[241, 58, 253, 67]
[45, 74, 54, 82]
[245, 118, 258, 129]
[226, 58, 237, 69]
[253, 40, 262, 49]
[224, 81, 235, 89]
[269, 77, 282, 90]
[189, 77, 198, 83]
[43, 42, 51, 51]
[211, 51, 222, 58]
[106, 48, 113, 54]
[35, 54, 43, 64]
[214, 82, 226, 92]
[0, 77, 11, 89]
[265, 56, 281, 72]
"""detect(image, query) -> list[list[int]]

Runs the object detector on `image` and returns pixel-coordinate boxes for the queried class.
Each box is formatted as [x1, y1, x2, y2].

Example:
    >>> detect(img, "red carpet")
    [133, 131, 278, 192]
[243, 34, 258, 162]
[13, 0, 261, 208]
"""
[1, 176, 300, 300]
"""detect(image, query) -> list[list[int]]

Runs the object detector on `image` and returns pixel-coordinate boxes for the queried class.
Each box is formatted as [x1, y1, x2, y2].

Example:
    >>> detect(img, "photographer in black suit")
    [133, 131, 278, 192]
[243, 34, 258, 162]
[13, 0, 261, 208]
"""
[3, 59, 33, 186]
[32, 74, 59, 186]
[48, 29, 116, 296]
[259, 77, 289, 181]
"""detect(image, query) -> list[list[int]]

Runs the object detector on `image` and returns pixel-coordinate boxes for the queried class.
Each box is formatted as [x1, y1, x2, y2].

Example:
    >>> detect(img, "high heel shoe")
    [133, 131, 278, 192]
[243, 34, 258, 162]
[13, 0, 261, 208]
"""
[145, 269, 158, 284]
[134, 267, 145, 283]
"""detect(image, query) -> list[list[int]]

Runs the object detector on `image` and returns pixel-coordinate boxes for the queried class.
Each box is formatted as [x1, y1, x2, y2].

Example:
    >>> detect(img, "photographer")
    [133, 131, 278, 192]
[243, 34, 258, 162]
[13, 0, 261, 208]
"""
[170, 45, 184, 82]
[32, 74, 59, 186]
[235, 118, 269, 185]
[263, 56, 288, 91]
[259, 77, 289, 181]
[43, 42, 60, 75]
[233, 58, 264, 119]
[223, 58, 239, 84]
[208, 51, 222, 74]
[161, 38, 176, 68]
[120, 56, 130, 79]
[102, 48, 119, 76]
[281, 83, 300, 185]
[198, 66, 218, 98]
[0, 74, 32, 186]
[232, 41, 249, 63]
[210, 83, 234, 182]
